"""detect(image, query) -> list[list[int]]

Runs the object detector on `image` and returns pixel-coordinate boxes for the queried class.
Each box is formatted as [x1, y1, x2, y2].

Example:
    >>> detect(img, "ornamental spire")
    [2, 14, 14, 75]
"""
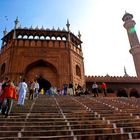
[14, 16, 19, 29]
[78, 30, 81, 39]
[3, 27, 7, 36]
[124, 66, 129, 77]
[66, 19, 70, 32]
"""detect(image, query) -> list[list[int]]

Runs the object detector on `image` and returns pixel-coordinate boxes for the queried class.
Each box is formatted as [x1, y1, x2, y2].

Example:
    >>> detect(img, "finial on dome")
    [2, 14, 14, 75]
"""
[124, 66, 129, 77]
[3, 27, 7, 36]
[106, 73, 109, 77]
[66, 19, 70, 32]
[30, 25, 33, 29]
[41, 25, 44, 30]
[14, 16, 19, 29]
[57, 27, 61, 31]
[35, 25, 39, 29]
[78, 30, 81, 39]
[122, 11, 133, 22]
[52, 26, 55, 30]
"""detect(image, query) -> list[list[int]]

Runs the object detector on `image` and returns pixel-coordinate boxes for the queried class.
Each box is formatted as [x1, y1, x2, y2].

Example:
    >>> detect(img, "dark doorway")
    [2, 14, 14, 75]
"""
[37, 76, 51, 93]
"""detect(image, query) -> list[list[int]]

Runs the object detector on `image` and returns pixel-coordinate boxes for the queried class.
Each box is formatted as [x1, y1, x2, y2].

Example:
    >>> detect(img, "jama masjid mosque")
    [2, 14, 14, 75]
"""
[0, 12, 140, 93]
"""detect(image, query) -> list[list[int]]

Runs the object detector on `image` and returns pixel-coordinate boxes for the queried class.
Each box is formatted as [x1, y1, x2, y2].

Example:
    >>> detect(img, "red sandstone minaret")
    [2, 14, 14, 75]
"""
[122, 12, 140, 78]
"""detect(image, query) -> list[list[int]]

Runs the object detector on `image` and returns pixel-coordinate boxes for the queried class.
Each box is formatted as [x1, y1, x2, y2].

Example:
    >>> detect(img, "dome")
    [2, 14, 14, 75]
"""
[122, 12, 133, 22]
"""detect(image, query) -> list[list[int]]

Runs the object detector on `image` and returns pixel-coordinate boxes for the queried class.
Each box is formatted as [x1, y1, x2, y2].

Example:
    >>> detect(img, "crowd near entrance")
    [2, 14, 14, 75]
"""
[0, 75, 140, 118]
[36, 76, 51, 93]
[0, 76, 88, 117]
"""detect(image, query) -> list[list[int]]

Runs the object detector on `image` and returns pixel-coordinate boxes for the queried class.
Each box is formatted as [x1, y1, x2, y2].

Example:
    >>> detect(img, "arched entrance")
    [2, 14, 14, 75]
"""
[24, 59, 58, 87]
[36, 75, 51, 92]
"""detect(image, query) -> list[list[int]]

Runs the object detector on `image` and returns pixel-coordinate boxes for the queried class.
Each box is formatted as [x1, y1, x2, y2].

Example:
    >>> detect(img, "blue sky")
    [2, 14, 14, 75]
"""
[0, 0, 92, 30]
[0, 0, 140, 76]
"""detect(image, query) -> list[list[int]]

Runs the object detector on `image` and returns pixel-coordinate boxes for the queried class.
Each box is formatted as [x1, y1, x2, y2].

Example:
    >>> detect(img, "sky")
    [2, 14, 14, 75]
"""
[0, 0, 140, 77]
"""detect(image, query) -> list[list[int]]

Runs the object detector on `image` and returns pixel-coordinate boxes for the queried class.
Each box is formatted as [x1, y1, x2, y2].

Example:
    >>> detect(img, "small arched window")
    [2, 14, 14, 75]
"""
[1, 63, 6, 75]
[76, 65, 81, 77]
[40, 36, 45, 40]
[29, 35, 33, 39]
[46, 36, 50, 40]
[57, 36, 61, 41]
[51, 36, 56, 40]
[3, 42, 7, 45]
[17, 35, 22, 39]
[23, 35, 28, 39]
[34, 36, 39, 39]
[62, 37, 66, 41]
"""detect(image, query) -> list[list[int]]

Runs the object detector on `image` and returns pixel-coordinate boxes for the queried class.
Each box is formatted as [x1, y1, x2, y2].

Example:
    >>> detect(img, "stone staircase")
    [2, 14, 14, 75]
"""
[0, 95, 140, 140]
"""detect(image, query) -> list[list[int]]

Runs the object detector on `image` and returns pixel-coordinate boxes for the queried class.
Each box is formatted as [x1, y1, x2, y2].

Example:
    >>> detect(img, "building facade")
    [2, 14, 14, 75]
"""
[0, 13, 140, 94]
[86, 12, 140, 94]
[85, 75, 140, 95]
[0, 18, 85, 89]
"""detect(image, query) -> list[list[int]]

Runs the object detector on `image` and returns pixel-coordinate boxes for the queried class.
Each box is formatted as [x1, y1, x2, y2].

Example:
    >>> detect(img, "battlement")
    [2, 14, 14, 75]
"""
[85, 75, 140, 83]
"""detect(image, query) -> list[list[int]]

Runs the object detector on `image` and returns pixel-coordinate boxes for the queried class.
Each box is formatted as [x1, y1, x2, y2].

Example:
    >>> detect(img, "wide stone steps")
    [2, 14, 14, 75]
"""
[0, 95, 140, 139]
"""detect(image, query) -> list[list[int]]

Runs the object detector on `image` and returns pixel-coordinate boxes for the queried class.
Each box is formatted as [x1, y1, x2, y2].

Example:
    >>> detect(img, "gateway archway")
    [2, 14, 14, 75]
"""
[24, 59, 58, 87]
[36, 76, 51, 92]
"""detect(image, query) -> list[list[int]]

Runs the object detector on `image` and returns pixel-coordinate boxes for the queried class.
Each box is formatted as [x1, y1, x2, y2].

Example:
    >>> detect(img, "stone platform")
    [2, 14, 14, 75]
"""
[0, 95, 140, 140]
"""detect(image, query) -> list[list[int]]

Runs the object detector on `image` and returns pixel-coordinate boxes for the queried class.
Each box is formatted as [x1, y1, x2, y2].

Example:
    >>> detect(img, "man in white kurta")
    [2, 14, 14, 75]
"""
[17, 79, 27, 106]
[34, 80, 39, 98]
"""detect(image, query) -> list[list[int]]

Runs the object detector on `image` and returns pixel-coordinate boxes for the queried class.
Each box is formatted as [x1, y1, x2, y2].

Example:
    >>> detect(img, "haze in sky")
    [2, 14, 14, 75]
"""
[0, 0, 140, 76]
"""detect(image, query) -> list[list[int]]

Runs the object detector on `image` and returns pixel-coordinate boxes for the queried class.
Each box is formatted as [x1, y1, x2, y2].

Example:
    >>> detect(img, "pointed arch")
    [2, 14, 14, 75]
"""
[29, 35, 34, 39]
[51, 36, 56, 40]
[23, 35, 28, 39]
[57, 36, 61, 41]
[24, 59, 58, 87]
[17, 35, 22, 39]
[76, 64, 81, 78]
[0, 63, 6, 75]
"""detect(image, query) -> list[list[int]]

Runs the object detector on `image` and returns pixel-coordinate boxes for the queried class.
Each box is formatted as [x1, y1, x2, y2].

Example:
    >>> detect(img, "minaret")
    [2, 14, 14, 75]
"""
[122, 12, 140, 78]
[3, 27, 7, 36]
[78, 30, 81, 40]
[13, 17, 19, 39]
[14, 16, 19, 29]
[66, 19, 70, 32]
[66, 19, 71, 42]
[78, 30, 82, 49]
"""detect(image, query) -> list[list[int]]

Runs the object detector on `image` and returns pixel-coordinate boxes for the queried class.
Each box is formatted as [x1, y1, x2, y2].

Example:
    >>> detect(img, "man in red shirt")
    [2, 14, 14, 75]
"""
[0, 77, 9, 113]
[101, 82, 107, 96]
[1, 80, 17, 118]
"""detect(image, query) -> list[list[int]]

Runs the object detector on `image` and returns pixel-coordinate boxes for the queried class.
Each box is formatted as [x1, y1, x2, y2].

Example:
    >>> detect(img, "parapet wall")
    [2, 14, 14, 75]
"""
[85, 75, 140, 83]
[1, 27, 83, 56]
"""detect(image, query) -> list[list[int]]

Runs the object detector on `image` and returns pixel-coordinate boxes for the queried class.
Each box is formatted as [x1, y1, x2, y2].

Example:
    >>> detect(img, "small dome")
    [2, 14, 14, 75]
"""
[122, 12, 133, 22]
[41, 26, 44, 30]
[52, 26, 55, 31]
[35, 26, 39, 30]
[30, 25, 33, 29]
[57, 27, 61, 31]
[62, 28, 66, 31]
[46, 28, 50, 31]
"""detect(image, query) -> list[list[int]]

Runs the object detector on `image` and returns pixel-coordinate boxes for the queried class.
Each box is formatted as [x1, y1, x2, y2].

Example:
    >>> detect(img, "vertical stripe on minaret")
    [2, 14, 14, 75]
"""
[122, 12, 140, 78]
